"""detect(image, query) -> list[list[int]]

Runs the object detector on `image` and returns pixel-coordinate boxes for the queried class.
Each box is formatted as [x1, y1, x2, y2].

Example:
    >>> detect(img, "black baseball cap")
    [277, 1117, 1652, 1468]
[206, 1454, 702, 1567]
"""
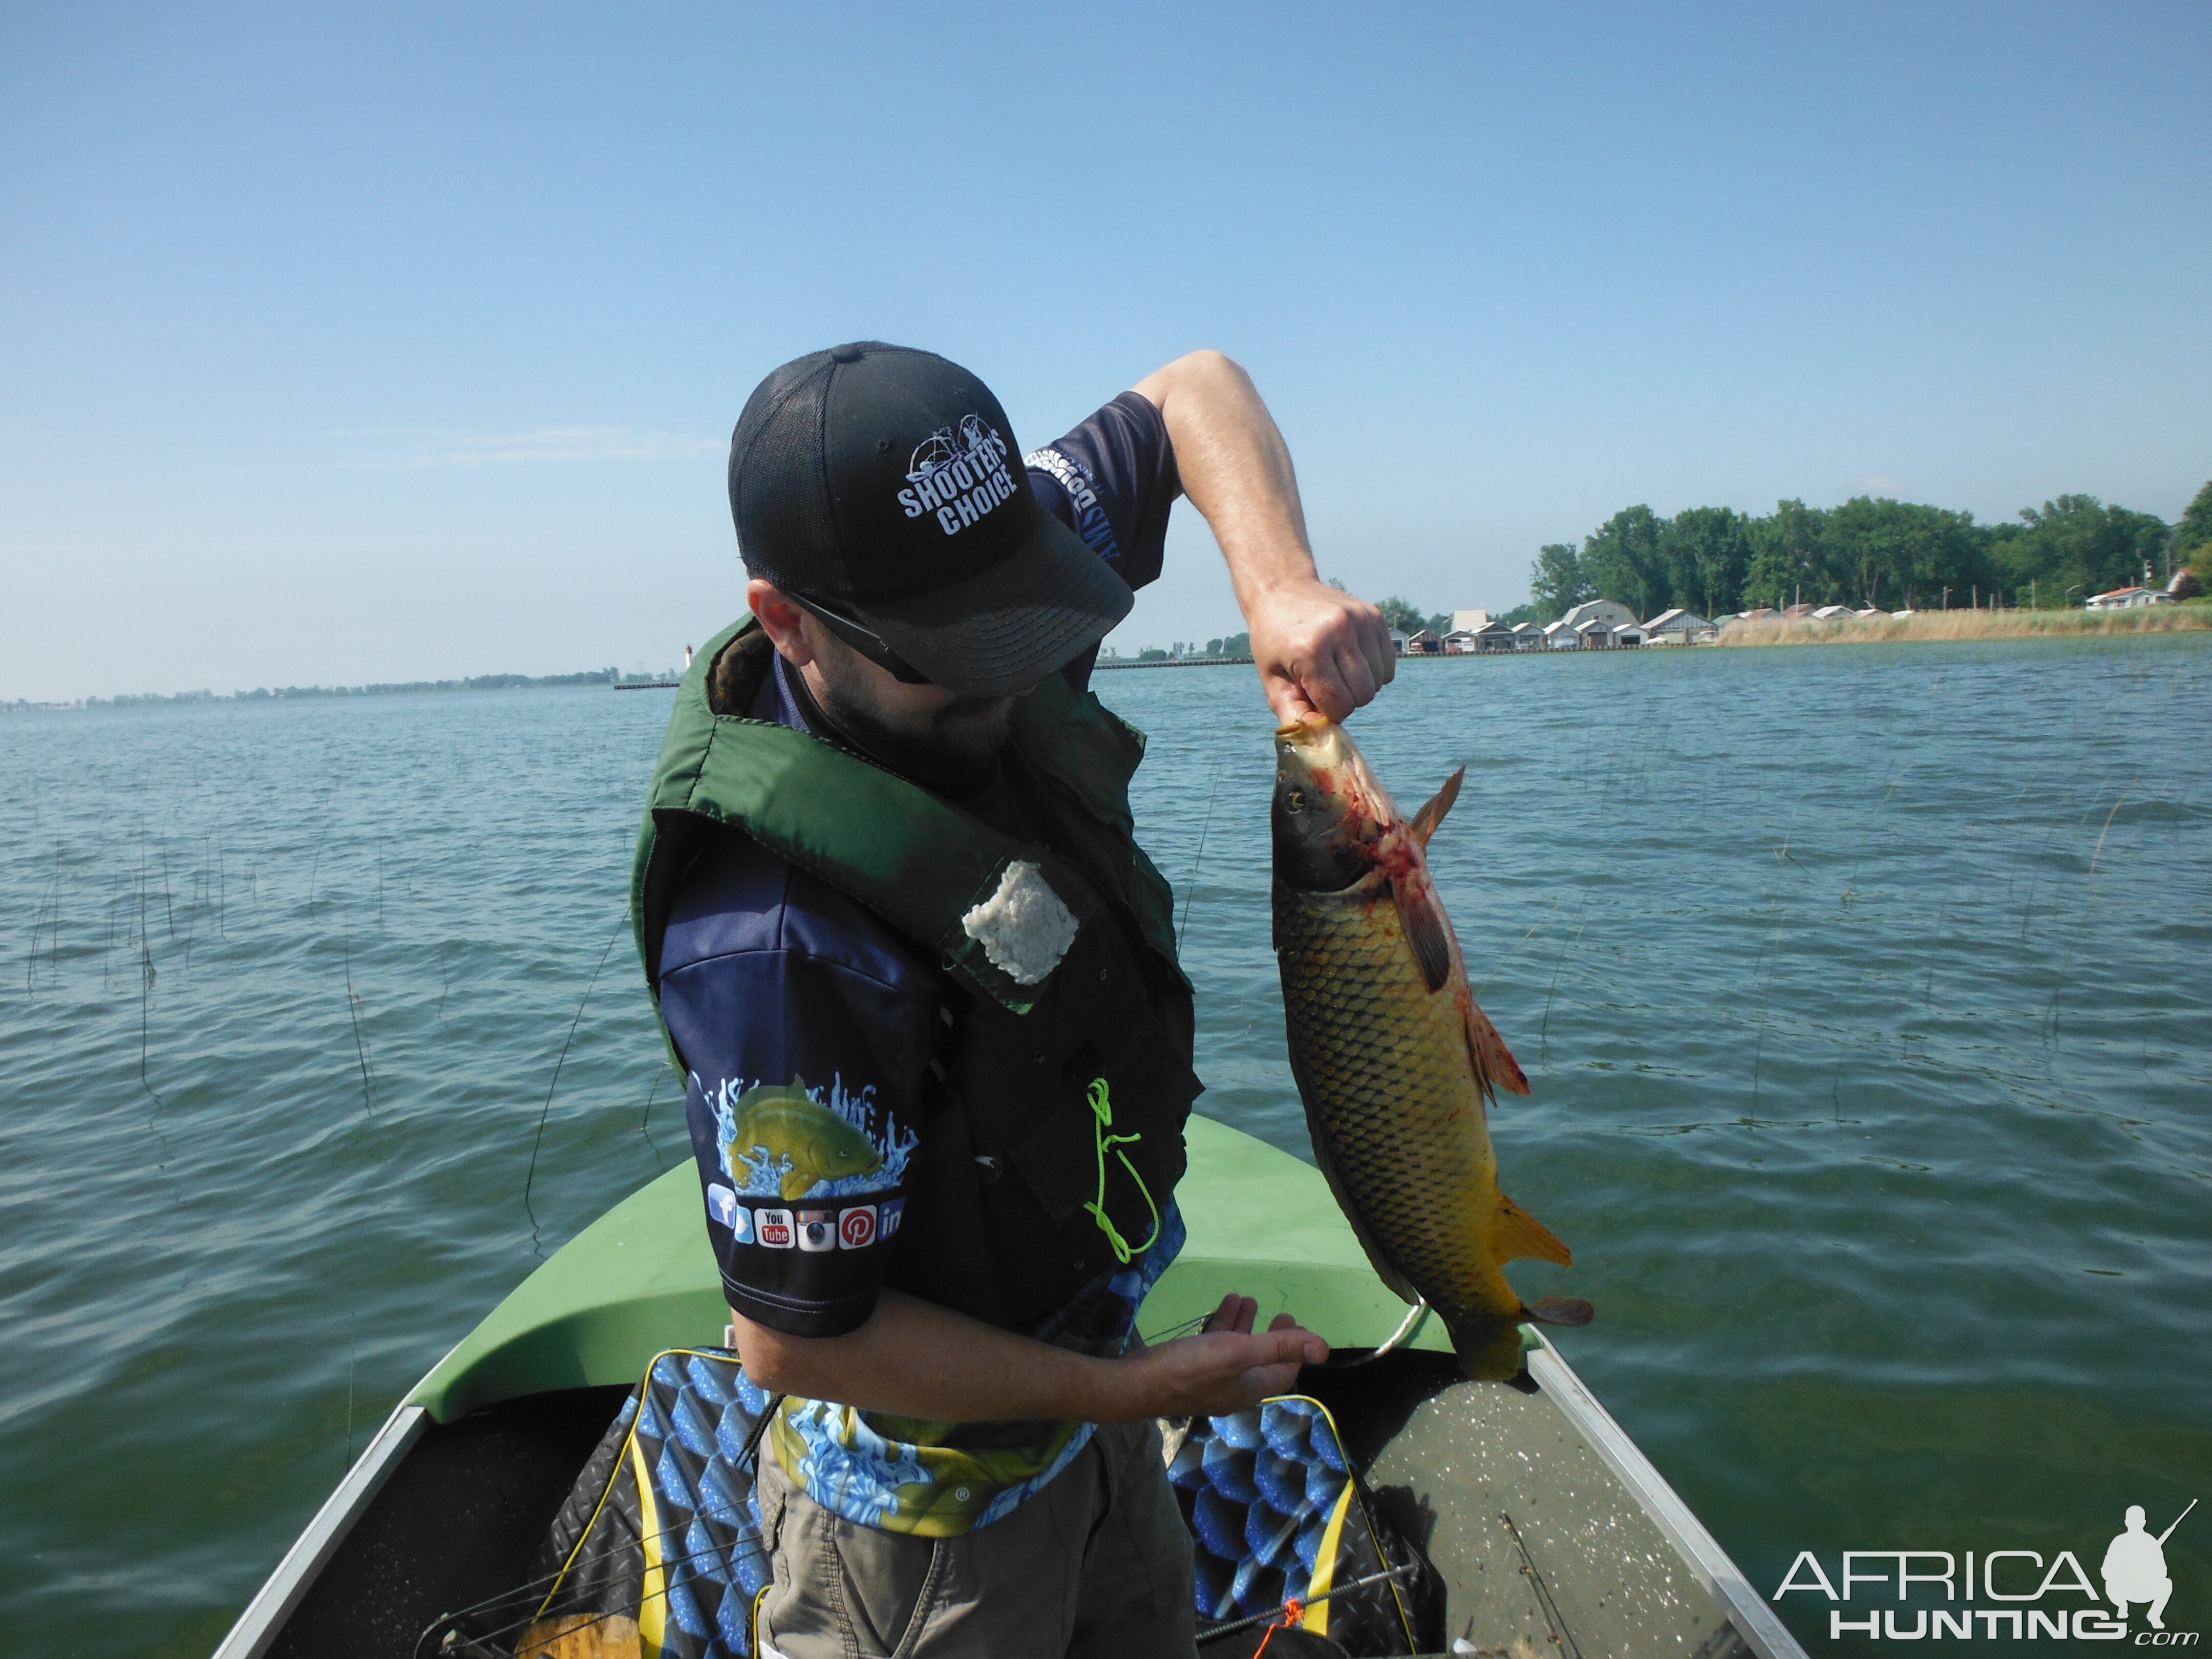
[728, 342, 1134, 696]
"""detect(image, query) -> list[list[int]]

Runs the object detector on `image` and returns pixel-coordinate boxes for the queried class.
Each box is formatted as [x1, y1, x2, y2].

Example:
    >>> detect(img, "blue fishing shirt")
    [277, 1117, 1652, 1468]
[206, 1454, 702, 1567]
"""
[657, 390, 1189, 1535]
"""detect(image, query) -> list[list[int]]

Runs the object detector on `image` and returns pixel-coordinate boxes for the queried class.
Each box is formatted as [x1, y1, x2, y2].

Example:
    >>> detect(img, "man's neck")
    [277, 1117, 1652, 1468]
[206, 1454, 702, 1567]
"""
[775, 652, 1003, 799]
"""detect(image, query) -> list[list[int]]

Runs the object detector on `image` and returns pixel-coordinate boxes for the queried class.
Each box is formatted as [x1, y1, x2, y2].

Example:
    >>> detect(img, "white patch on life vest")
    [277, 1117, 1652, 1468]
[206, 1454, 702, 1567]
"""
[961, 859, 1078, 985]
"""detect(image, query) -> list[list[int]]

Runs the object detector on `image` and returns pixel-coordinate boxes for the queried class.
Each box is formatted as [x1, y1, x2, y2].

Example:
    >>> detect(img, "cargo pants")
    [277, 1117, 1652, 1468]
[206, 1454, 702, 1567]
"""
[752, 1418, 1197, 1659]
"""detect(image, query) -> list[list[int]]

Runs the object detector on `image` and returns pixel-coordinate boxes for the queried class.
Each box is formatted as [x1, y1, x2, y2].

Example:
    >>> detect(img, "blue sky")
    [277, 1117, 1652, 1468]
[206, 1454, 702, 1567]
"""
[3, 2, 2206, 700]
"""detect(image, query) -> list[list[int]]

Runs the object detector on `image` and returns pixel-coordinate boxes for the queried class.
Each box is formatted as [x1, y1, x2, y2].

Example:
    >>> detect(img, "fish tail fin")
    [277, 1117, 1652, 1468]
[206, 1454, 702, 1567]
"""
[1465, 999, 1530, 1097]
[1491, 1194, 1573, 1266]
[1444, 1299, 1598, 1380]
[1444, 1313, 1532, 1381]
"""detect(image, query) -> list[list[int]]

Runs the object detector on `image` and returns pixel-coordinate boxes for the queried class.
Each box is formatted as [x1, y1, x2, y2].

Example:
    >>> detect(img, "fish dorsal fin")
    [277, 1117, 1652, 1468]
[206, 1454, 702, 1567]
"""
[1492, 1193, 1572, 1266]
[1408, 768, 1465, 847]
[1392, 877, 1453, 993]
[1464, 998, 1531, 1097]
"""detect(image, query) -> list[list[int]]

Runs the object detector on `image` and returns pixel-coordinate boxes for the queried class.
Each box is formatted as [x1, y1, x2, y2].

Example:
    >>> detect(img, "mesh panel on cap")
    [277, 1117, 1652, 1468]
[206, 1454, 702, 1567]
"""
[728, 354, 846, 602]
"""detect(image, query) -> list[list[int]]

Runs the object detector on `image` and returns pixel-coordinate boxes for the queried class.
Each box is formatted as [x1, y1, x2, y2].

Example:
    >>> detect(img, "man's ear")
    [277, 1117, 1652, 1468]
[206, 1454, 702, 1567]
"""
[749, 580, 819, 666]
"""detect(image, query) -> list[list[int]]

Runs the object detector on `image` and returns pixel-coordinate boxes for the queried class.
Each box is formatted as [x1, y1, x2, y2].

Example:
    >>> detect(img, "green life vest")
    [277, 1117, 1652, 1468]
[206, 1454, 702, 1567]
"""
[632, 620, 1200, 1329]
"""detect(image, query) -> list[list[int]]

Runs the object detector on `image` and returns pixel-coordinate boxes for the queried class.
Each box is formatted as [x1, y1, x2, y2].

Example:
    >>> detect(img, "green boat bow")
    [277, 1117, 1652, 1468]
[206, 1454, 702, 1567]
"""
[411, 1115, 1452, 1423]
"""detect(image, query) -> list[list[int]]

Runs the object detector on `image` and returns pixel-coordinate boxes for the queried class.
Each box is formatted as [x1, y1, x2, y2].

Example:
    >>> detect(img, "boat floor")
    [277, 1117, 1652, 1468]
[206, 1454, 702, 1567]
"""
[263, 1385, 629, 1659]
[1307, 1355, 1751, 1658]
[261, 1352, 1752, 1659]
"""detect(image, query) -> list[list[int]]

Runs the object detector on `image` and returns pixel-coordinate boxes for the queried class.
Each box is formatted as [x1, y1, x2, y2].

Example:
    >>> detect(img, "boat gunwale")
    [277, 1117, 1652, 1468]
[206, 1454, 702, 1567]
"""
[207, 1402, 428, 1659]
[1528, 1341, 1809, 1659]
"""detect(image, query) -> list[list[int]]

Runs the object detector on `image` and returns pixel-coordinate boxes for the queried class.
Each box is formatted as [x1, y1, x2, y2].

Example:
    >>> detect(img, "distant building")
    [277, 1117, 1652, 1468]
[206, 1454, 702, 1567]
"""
[1738, 607, 1779, 623]
[1388, 626, 1411, 655]
[1644, 607, 1717, 646]
[1442, 629, 1480, 654]
[1450, 608, 1492, 634]
[1544, 599, 1644, 649]
[684, 644, 695, 669]
[1559, 598, 1639, 634]
[1405, 628, 1441, 655]
[2086, 585, 2174, 610]
[1509, 621, 1542, 650]
[1810, 604, 1855, 621]
[1782, 603, 1817, 619]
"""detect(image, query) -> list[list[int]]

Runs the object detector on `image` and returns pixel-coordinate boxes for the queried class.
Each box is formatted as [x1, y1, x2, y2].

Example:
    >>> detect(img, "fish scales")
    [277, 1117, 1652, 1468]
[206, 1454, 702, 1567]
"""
[1275, 875, 1506, 1312]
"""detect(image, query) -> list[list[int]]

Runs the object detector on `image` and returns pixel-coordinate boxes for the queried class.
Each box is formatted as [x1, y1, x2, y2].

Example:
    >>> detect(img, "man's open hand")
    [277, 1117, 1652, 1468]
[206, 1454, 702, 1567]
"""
[1119, 1293, 1329, 1419]
[1247, 580, 1396, 726]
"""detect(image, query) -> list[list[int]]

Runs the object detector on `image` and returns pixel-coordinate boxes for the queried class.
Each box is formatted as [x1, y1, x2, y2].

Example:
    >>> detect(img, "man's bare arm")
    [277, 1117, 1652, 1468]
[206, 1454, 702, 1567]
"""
[733, 1289, 1327, 1423]
[1132, 350, 1395, 725]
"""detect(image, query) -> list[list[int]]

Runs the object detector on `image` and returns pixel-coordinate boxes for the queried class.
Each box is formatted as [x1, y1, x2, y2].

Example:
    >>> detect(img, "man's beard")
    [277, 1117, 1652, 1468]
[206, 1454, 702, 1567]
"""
[810, 651, 1015, 789]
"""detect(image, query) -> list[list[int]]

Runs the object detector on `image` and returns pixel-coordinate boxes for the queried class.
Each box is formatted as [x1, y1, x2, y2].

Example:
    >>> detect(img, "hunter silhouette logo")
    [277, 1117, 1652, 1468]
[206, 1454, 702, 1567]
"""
[897, 413, 1016, 537]
[2105, 1502, 2193, 1631]
[1774, 1498, 2199, 1643]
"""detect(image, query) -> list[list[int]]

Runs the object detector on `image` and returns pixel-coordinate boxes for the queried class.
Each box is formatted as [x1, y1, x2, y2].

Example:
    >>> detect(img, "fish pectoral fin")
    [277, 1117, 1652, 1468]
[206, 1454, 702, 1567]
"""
[1465, 999, 1532, 1097]
[1492, 1194, 1573, 1266]
[1392, 877, 1454, 994]
[1408, 768, 1465, 847]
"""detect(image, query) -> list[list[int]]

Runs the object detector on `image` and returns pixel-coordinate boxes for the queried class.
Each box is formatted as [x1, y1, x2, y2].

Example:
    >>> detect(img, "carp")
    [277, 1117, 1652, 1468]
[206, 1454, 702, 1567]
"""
[1271, 719, 1591, 1379]
[725, 1078, 886, 1201]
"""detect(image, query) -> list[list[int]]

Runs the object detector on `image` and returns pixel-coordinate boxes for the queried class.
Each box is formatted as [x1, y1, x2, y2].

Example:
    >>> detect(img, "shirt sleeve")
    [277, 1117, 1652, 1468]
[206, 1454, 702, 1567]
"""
[658, 837, 940, 1338]
[1024, 390, 1181, 594]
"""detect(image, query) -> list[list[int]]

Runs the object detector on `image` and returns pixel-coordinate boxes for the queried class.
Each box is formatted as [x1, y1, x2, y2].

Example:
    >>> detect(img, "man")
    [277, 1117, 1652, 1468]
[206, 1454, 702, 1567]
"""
[632, 342, 1392, 1658]
[2102, 1505, 2175, 1629]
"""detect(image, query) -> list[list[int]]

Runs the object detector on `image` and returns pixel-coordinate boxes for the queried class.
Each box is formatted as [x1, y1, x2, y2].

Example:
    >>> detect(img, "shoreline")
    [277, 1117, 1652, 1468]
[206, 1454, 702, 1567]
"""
[1716, 604, 2209, 647]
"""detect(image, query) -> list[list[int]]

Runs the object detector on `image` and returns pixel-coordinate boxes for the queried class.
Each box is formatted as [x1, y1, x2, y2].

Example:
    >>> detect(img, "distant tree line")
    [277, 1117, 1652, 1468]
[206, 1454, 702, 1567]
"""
[1522, 482, 2211, 623]
[20, 668, 645, 709]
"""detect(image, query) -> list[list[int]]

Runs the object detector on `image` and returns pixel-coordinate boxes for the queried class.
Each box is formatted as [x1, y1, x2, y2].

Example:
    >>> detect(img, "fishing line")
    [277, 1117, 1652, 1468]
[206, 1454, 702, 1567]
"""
[2043, 778, 2138, 1048]
[419, 1529, 773, 1659]
[138, 870, 164, 1114]
[1500, 1508, 1581, 1659]
[638, 1065, 667, 1160]
[417, 1386, 784, 1659]
[1470, 894, 1562, 1004]
[1178, 747, 1230, 951]
[344, 922, 375, 1110]
[1193, 1561, 1419, 1645]
[523, 911, 630, 1253]
[1535, 888, 1590, 1067]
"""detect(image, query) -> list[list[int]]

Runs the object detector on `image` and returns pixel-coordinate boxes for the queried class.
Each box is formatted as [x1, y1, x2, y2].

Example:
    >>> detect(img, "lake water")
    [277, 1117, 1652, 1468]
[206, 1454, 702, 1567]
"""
[2, 637, 2206, 1656]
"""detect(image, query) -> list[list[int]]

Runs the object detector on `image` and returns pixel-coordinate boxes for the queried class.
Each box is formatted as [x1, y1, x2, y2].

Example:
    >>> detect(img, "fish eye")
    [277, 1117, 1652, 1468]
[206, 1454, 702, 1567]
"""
[1285, 789, 1306, 814]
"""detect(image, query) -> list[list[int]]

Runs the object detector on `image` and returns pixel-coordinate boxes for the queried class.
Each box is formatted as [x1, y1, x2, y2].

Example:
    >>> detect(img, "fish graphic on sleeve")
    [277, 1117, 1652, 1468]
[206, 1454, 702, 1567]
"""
[723, 1078, 887, 1201]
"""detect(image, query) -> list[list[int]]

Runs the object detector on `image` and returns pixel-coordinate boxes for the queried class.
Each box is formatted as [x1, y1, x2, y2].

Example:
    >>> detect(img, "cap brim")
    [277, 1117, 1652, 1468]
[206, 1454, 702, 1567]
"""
[849, 502, 1134, 696]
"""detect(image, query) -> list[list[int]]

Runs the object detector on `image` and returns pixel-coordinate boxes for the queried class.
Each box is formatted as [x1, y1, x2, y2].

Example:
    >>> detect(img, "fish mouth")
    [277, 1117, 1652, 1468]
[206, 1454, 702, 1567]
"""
[1275, 719, 1396, 825]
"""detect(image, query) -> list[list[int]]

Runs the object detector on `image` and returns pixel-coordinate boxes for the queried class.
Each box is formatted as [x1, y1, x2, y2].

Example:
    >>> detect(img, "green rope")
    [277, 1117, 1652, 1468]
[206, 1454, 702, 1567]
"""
[1081, 1077, 1160, 1265]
